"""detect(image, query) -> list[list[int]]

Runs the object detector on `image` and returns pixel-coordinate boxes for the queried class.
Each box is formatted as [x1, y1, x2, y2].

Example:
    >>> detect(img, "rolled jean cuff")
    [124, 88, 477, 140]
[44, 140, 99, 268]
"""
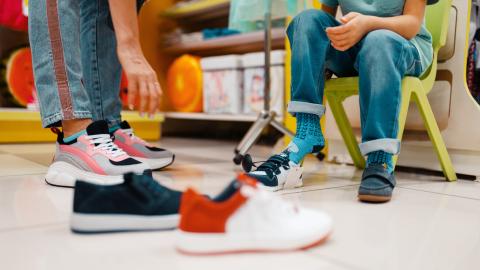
[41, 111, 92, 128]
[288, 101, 326, 117]
[359, 138, 401, 156]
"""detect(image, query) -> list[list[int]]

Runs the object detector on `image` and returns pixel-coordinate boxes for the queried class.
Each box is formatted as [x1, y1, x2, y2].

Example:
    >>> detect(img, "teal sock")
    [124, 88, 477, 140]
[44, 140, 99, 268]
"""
[367, 151, 394, 173]
[108, 124, 121, 133]
[288, 113, 325, 164]
[64, 130, 87, 143]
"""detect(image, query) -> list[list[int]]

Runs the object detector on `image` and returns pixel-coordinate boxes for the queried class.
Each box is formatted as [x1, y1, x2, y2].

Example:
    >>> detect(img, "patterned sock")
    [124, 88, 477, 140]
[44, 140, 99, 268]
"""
[108, 124, 121, 133]
[288, 113, 325, 164]
[367, 151, 394, 173]
[63, 130, 87, 143]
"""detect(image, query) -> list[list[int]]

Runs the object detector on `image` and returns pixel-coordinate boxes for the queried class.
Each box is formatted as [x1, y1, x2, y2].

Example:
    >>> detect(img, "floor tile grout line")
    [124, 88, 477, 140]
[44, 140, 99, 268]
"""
[0, 221, 67, 234]
[0, 172, 47, 178]
[397, 186, 480, 201]
[304, 251, 368, 270]
[280, 184, 361, 195]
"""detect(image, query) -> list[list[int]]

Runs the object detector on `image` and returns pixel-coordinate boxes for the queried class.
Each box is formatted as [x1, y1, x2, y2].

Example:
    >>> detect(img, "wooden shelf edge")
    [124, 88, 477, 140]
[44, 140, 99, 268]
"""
[164, 112, 283, 122]
[162, 28, 286, 56]
[161, 0, 230, 19]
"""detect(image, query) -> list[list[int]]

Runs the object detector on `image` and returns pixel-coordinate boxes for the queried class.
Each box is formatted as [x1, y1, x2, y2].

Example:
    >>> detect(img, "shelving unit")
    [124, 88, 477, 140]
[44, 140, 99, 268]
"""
[0, 108, 164, 143]
[161, 0, 230, 23]
[157, 0, 287, 123]
[164, 112, 282, 122]
[162, 28, 285, 56]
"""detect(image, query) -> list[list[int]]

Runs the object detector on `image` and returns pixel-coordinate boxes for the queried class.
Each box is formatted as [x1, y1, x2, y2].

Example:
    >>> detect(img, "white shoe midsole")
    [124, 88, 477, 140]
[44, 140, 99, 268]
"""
[71, 213, 179, 232]
[135, 157, 173, 170]
[175, 228, 330, 254]
[45, 161, 124, 187]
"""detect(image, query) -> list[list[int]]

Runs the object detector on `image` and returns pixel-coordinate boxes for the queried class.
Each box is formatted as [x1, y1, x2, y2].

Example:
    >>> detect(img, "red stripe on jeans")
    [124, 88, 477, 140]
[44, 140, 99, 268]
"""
[46, 0, 74, 119]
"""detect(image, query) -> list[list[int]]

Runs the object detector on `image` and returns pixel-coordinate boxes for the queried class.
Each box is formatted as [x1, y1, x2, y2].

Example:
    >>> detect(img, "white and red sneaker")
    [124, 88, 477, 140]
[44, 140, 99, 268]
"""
[113, 121, 175, 170]
[175, 174, 333, 255]
[45, 120, 151, 187]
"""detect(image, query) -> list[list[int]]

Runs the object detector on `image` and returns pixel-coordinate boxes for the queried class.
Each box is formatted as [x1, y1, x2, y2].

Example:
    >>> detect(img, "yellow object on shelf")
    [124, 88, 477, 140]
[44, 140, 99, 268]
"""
[0, 109, 164, 143]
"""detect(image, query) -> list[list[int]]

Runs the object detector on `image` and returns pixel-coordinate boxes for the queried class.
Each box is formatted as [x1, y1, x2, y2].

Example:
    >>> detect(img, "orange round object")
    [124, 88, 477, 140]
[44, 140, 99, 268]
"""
[167, 54, 203, 112]
[5, 47, 35, 106]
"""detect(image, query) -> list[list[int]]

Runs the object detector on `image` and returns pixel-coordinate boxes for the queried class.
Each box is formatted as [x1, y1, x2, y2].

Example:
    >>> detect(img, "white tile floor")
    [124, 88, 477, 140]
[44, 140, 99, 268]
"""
[1, 137, 479, 270]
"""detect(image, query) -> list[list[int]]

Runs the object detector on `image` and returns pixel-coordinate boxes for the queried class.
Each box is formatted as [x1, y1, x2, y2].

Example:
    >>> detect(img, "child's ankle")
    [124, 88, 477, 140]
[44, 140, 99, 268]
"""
[367, 151, 393, 173]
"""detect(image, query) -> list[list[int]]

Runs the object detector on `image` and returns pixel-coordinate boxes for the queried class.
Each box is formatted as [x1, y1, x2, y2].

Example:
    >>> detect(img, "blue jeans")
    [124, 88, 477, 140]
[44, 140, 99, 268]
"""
[29, 0, 143, 128]
[287, 10, 424, 156]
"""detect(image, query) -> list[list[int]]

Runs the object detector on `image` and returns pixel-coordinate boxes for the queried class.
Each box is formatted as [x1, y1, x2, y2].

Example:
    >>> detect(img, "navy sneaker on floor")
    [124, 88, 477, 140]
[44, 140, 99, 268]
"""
[247, 150, 303, 192]
[71, 173, 181, 233]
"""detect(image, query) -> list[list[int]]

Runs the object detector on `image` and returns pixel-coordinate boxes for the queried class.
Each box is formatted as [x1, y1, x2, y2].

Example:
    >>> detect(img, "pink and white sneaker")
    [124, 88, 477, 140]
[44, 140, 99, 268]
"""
[45, 120, 151, 187]
[176, 174, 333, 255]
[113, 121, 175, 170]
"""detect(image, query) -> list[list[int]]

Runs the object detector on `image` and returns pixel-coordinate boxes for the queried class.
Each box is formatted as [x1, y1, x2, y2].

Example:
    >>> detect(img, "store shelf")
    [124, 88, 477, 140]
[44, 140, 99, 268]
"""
[0, 108, 164, 143]
[164, 112, 282, 122]
[162, 28, 286, 56]
[161, 0, 230, 22]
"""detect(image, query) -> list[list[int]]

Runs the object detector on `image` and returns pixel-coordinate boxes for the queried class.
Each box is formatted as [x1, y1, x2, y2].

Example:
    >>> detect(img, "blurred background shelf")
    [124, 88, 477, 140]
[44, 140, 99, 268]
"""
[162, 28, 285, 56]
[164, 112, 282, 122]
[161, 0, 230, 23]
[0, 109, 164, 143]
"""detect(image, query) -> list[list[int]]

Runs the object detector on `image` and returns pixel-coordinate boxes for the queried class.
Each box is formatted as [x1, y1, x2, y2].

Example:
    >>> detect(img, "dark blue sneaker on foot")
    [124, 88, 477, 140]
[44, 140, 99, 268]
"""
[71, 173, 181, 233]
[358, 164, 396, 203]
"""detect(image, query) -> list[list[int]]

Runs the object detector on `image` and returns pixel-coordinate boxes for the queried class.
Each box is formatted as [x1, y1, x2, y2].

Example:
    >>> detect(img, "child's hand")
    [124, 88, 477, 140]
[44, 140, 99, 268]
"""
[326, 12, 372, 51]
[117, 44, 162, 118]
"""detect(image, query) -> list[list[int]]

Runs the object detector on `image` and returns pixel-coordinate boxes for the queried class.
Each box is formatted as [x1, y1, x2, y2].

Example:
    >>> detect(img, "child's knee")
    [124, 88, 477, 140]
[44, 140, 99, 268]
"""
[358, 30, 405, 66]
[287, 9, 333, 39]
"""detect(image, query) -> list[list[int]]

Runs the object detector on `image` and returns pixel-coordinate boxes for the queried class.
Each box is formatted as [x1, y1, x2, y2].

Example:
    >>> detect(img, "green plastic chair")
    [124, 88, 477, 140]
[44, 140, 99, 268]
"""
[324, 0, 457, 181]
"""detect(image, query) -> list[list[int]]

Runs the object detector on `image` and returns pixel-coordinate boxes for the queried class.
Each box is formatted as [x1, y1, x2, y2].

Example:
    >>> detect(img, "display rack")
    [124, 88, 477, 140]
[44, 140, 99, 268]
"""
[0, 108, 164, 143]
[158, 0, 287, 122]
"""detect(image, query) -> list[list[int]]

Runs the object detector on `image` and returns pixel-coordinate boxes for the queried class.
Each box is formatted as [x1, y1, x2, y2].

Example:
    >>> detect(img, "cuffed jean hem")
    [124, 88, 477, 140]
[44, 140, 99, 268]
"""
[41, 111, 93, 128]
[359, 138, 401, 156]
[104, 117, 122, 129]
[288, 101, 326, 117]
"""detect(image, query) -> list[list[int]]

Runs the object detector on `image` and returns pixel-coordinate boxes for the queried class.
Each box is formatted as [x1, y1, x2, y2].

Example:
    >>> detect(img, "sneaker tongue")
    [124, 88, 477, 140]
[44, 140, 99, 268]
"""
[86, 120, 109, 136]
[120, 121, 131, 130]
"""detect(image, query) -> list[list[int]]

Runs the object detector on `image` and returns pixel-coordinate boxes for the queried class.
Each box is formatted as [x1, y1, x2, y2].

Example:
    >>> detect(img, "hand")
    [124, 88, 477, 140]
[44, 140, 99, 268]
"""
[326, 12, 372, 51]
[117, 43, 162, 118]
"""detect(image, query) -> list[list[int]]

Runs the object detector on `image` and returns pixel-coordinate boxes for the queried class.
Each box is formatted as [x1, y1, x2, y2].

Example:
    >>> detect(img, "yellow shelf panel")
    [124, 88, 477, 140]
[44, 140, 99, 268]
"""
[0, 109, 164, 143]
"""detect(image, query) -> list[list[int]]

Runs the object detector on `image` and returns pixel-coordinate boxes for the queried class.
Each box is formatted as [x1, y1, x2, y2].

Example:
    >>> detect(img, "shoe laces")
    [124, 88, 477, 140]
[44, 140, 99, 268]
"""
[255, 152, 291, 178]
[122, 128, 148, 145]
[244, 185, 297, 217]
[87, 134, 126, 158]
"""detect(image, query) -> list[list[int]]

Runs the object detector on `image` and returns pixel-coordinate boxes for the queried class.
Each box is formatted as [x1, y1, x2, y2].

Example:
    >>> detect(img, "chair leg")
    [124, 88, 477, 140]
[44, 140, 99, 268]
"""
[412, 89, 457, 181]
[393, 81, 413, 167]
[326, 94, 366, 169]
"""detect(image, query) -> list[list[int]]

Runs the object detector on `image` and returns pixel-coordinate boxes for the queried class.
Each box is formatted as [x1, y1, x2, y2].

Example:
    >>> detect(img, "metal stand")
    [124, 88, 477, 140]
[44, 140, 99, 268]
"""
[233, 1, 294, 166]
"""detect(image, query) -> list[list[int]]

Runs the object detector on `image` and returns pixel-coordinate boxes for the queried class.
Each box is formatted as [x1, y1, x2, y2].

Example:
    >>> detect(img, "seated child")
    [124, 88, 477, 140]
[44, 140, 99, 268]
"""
[248, 0, 433, 202]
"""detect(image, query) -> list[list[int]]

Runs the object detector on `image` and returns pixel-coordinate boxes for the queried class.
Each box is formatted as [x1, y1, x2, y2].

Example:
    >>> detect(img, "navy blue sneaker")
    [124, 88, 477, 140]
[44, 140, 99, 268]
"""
[71, 173, 181, 233]
[247, 151, 303, 191]
[358, 164, 396, 203]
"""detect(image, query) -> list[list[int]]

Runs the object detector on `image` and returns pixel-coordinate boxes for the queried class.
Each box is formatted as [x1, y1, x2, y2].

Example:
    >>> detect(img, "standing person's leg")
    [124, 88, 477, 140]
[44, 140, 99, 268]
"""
[29, 0, 150, 188]
[248, 9, 358, 190]
[79, 0, 122, 128]
[355, 29, 423, 201]
[79, 0, 174, 170]
[29, 0, 92, 135]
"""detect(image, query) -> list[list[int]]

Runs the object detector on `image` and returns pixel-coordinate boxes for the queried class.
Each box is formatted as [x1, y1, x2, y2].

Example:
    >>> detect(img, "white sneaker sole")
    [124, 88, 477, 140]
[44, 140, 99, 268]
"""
[71, 213, 179, 233]
[175, 229, 331, 255]
[258, 178, 303, 192]
[136, 155, 174, 170]
[45, 161, 124, 188]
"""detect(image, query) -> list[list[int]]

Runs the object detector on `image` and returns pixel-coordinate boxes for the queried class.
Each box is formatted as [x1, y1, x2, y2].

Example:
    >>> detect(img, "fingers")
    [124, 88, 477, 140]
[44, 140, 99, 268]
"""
[147, 79, 158, 118]
[326, 24, 350, 35]
[127, 76, 138, 110]
[138, 78, 148, 116]
[340, 12, 359, 24]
